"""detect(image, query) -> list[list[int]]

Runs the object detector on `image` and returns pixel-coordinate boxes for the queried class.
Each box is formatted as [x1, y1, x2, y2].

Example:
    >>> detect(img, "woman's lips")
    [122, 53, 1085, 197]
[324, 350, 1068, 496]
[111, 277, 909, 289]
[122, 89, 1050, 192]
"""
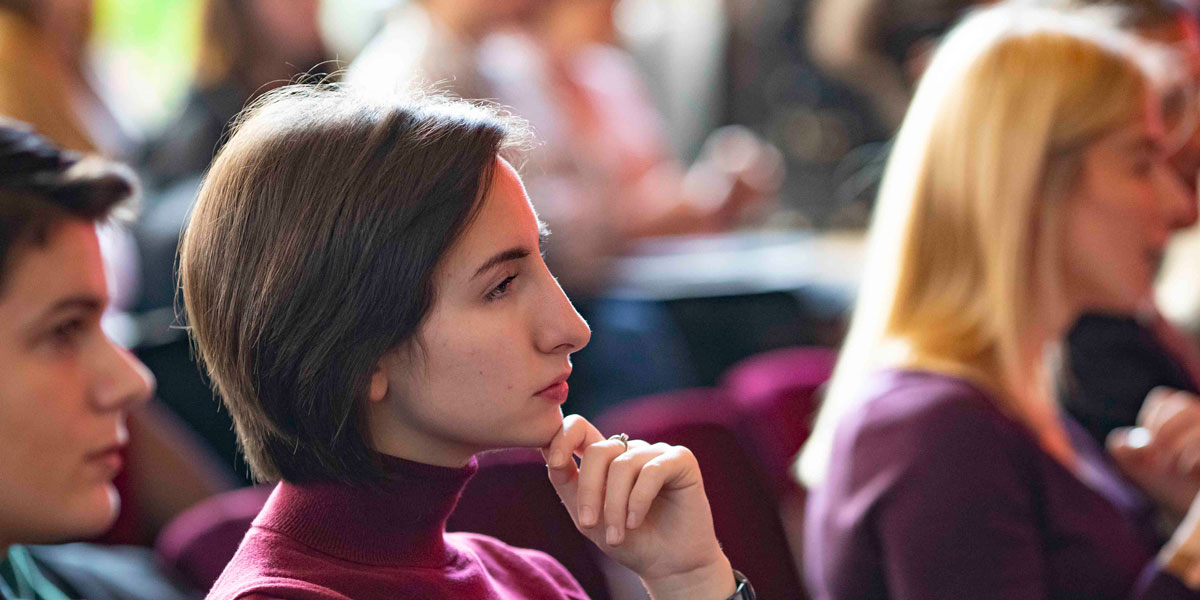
[536, 381, 570, 405]
[87, 446, 124, 477]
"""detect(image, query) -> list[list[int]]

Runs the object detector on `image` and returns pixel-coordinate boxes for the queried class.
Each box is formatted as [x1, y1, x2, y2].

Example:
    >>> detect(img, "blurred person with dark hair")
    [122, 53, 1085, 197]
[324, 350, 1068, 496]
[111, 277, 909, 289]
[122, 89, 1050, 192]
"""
[1052, 0, 1200, 452]
[814, 0, 999, 227]
[0, 119, 199, 599]
[138, 0, 329, 191]
[0, 1, 237, 545]
[807, 0, 996, 131]
[0, 0, 141, 320]
[132, 0, 331, 484]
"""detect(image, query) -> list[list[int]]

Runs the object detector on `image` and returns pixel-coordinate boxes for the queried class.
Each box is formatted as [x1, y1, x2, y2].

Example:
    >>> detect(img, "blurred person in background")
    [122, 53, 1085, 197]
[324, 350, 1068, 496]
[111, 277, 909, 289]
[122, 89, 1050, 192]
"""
[480, 0, 784, 296]
[0, 0, 140, 317]
[350, 0, 783, 295]
[0, 120, 198, 599]
[1057, 0, 1200, 451]
[346, 0, 535, 100]
[0, 0, 237, 543]
[814, 0, 997, 227]
[138, 0, 329, 192]
[132, 0, 331, 486]
[807, 0, 994, 131]
[0, 0, 140, 321]
[798, 4, 1200, 597]
[0, 0, 134, 157]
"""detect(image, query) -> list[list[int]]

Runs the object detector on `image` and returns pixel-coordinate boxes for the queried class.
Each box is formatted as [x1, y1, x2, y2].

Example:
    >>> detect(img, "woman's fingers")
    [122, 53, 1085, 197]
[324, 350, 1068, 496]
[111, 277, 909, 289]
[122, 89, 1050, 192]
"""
[1177, 429, 1200, 477]
[1141, 388, 1192, 433]
[600, 442, 664, 545]
[627, 446, 698, 529]
[1140, 388, 1200, 472]
[544, 415, 710, 556]
[576, 437, 633, 529]
[542, 414, 604, 469]
[543, 415, 606, 520]
[587, 441, 700, 546]
[1109, 427, 1155, 481]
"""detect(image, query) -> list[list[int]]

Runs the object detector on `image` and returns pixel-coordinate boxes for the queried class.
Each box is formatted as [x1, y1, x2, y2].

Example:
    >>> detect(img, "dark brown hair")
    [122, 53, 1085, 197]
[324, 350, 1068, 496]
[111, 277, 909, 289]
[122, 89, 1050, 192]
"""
[0, 119, 135, 296]
[180, 85, 527, 485]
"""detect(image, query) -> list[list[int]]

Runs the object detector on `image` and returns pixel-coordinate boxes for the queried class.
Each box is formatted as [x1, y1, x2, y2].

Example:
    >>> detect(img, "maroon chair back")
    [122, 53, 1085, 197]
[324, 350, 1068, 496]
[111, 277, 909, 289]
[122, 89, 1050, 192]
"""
[448, 448, 611, 600]
[156, 484, 274, 590]
[720, 346, 837, 498]
[597, 388, 806, 600]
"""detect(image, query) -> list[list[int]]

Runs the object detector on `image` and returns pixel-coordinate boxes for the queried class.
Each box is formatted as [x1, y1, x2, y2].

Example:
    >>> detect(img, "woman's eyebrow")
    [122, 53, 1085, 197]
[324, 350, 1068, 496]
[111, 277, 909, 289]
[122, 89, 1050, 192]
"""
[472, 219, 551, 279]
[21, 294, 105, 335]
[472, 248, 531, 279]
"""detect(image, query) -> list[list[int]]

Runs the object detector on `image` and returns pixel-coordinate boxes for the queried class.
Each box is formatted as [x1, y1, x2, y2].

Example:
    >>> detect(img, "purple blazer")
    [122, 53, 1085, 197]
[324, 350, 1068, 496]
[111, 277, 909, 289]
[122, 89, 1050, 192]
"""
[805, 369, 1199, 599]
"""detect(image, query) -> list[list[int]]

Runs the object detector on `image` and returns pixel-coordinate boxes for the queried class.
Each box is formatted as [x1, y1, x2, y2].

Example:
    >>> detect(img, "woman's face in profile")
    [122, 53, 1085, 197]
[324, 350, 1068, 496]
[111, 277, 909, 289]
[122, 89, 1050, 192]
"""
[366, 158, 592, 467]
[0, 221, 152, 545]
[1060, 97, 1195, 316]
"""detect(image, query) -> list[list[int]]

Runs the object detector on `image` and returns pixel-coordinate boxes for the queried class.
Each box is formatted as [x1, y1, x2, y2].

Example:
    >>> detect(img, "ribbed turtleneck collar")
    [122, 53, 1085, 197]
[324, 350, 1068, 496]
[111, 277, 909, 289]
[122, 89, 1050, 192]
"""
[253, 455, 479, 567]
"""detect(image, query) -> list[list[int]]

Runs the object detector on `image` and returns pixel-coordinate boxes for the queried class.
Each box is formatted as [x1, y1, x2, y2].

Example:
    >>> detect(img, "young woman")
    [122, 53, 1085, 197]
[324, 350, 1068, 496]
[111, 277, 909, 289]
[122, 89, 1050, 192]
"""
[180, 88, 753, 600]
[797, 3, 1200, 598]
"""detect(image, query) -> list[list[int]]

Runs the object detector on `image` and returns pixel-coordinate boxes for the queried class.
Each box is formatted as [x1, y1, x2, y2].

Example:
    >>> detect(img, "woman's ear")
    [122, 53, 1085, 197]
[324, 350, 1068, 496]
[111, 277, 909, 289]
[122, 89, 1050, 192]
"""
[368, 359, 390, 404]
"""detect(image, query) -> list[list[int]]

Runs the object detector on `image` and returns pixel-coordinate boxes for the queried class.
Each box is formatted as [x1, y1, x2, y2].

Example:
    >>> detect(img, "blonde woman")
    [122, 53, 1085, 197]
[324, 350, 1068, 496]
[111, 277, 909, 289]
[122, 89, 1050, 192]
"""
[797, 3, 1200, 598]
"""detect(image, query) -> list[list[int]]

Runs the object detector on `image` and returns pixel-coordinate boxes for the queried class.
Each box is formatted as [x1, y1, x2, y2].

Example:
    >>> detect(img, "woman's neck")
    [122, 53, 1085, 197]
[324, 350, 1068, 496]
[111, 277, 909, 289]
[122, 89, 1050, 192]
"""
[368, 423, 477, 469]
[1012, 319, 1079, 469]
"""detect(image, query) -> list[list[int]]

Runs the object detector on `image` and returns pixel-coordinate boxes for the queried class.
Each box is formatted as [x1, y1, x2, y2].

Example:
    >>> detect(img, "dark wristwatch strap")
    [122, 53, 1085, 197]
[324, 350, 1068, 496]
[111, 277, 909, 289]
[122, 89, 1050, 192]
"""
[726, 569, 756, 600]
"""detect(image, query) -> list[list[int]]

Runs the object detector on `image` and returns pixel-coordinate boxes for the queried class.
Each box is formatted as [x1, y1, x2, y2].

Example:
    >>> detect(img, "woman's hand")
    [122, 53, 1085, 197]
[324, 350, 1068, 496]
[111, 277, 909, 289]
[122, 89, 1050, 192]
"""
[1108, 387, 1200, 519]
[542, 415, 735, 600]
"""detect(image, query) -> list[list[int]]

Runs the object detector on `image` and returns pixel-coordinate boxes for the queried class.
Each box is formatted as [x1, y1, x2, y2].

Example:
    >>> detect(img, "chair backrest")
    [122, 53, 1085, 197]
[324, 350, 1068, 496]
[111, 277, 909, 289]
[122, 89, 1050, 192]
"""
[156, 485, 274, 591]
[720, 346, 837, 498]
[597, 388, 806, 600]
[447, 448, 612, 600]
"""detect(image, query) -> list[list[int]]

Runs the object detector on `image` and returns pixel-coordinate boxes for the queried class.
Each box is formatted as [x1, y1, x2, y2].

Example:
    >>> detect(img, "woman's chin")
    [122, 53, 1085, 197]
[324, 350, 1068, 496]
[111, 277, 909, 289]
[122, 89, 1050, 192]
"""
[1075, 283, 1146, 318]
[78, 483, 121, 536]
[511, 412, 567, 450]
[44, 484, 121, 544]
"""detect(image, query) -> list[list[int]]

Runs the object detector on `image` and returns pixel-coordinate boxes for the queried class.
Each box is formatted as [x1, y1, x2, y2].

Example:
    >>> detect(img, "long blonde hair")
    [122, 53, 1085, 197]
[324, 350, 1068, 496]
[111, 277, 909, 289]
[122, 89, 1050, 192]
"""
[798, 3, 1171, 486]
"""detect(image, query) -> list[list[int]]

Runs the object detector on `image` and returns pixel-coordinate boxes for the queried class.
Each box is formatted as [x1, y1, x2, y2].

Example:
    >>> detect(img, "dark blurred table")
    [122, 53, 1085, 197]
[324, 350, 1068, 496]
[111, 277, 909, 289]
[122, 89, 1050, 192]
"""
[609, 229, 863, 303]
[568, 230, 864, 416]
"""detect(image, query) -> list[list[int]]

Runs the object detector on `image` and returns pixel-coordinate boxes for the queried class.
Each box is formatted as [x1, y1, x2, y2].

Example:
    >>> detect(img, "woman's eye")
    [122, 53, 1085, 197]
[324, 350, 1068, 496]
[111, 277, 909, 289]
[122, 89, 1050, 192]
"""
[49, 319, 86, 349]
[486, 275, 518, 301]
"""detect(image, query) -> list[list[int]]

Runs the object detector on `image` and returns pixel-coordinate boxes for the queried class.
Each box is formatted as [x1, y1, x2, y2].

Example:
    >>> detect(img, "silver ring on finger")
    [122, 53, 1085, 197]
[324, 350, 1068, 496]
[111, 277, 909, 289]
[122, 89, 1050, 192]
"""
[608, 432, 630, 453]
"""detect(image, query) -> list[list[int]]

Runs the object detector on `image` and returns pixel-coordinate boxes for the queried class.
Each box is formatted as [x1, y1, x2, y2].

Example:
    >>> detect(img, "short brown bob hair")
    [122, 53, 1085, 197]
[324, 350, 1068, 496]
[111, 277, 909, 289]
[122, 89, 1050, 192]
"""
[180, 85, 527, 484]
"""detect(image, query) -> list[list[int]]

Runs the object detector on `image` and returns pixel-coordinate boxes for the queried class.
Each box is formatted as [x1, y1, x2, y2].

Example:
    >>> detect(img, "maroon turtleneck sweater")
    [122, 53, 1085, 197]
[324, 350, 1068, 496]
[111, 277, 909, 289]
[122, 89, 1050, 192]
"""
[205, 455, 589, 600]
